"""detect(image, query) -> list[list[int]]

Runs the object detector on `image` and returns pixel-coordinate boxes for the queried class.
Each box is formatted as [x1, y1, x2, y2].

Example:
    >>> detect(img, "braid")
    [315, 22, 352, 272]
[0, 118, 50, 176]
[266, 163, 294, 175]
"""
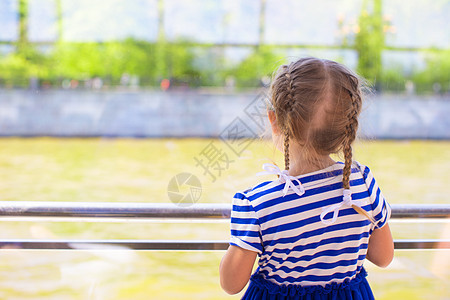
[285, 72, 294, 103]
[342, 93, 360, 188]
[284, 131, 290, 170]
[343, 92, 375, 224]
[342, 95, 358, 189]
[283, 71, 295, 171]
[342, 143, 353, 189]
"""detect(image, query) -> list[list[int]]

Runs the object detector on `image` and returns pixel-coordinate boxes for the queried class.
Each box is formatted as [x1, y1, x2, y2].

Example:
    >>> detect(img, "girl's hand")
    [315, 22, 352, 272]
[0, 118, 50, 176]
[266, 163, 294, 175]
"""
[219, 245, 258, 294]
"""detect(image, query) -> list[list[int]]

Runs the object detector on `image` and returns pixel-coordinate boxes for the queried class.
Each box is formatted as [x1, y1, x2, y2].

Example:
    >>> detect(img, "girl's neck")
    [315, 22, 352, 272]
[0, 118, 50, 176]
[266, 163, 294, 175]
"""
[286, 153, 336, 177]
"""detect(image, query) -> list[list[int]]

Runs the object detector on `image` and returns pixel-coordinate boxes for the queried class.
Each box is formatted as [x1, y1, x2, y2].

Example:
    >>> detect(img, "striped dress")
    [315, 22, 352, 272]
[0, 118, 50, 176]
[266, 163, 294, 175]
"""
[230, 161, 391, 299]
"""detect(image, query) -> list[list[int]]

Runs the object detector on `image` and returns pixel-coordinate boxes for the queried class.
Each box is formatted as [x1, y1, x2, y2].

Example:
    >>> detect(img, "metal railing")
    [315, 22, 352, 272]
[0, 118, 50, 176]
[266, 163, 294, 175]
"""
[0, 202, 449, 250]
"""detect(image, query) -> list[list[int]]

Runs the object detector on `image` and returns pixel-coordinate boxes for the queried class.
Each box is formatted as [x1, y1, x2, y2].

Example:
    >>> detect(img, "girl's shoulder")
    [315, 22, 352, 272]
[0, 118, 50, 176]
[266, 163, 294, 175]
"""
[352, 160, 375, 181]
[353, 160, 366, 171]
[235, 180, 280, 201]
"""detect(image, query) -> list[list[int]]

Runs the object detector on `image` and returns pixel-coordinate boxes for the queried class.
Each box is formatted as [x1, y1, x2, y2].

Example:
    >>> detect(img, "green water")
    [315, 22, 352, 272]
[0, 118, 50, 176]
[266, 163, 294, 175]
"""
[0, 138, 448, 299]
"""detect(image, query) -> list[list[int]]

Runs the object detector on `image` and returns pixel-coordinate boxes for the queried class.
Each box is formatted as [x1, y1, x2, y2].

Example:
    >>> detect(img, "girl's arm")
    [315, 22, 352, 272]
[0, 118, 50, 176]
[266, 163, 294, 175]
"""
[366, 223, 394, 268]
[219, 245, 258, 294]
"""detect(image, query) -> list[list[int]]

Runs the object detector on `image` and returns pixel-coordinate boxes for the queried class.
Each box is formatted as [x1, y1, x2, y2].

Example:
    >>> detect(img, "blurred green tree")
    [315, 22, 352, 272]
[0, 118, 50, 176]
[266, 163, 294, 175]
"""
[0, 0, 448, 93]
[413, 50, 450, 94]
[233, 46, 283, 87]
[18, 0, 29, 53]
[354, 0, 385, 89]
[50, 39, 197, 86]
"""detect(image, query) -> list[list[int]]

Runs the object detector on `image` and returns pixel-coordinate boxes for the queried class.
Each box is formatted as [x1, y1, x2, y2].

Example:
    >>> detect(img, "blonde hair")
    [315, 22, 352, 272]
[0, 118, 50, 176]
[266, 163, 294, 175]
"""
[270, 57, 373, 222]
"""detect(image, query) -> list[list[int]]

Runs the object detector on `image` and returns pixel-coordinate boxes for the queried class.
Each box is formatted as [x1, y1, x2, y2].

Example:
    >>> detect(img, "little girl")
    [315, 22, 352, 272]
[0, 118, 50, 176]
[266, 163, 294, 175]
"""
[219, 57, 393, 299]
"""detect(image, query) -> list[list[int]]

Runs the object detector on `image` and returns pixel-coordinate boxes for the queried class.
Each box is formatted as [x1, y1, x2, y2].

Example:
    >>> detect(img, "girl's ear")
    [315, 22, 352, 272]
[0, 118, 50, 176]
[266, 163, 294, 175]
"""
[268, 110, 280, 135]
[268, 109, 284, 153]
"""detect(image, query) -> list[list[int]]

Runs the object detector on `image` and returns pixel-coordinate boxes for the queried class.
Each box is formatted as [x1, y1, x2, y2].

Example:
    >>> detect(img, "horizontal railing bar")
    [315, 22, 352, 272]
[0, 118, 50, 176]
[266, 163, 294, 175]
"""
[0, 239, 448, 250]
[390, 204, 450, 218]
[0, 202, 231, 219]
[0, 202, 449, 219]
[393, 240, 450, 250]
[0, 240, 228, 251]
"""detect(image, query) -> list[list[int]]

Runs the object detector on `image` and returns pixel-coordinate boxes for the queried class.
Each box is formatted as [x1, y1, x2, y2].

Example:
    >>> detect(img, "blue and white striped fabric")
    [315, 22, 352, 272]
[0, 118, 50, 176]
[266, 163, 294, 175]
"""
[230, 161, 391, 288]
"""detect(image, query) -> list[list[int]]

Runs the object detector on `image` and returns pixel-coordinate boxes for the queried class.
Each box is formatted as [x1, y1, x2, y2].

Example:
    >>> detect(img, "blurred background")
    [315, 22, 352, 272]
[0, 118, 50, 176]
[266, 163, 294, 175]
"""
[0, 0, 449, 299]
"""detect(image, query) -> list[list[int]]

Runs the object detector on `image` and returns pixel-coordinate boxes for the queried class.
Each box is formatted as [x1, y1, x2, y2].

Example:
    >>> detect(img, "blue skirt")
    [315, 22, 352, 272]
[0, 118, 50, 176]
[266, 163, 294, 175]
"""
[241, 268, 374, 300]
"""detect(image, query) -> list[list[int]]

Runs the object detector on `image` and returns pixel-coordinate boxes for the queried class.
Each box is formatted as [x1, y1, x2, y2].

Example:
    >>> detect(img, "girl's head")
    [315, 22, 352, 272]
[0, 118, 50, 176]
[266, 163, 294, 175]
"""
[268, 57, 364, 190]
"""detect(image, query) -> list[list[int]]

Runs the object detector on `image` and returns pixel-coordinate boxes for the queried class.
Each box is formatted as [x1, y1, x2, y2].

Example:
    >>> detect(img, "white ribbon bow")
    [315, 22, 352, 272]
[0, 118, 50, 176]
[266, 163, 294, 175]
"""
[256, 163, 305, 197]
[320, 189, 360, 225]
